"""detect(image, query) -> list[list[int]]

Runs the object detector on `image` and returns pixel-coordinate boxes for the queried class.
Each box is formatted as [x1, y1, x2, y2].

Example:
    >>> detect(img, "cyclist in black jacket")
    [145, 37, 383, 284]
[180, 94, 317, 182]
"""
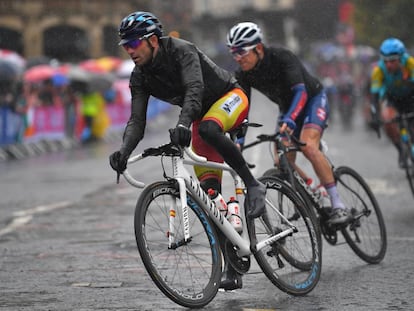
[109, 12, 265, 290]
[227, 22, 351, 225]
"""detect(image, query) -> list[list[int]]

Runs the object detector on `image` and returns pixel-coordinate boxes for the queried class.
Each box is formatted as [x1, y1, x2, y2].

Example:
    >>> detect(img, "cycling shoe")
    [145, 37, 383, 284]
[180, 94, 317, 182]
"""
[246, 182, 266, 219]
[219, 264, 243, 291]
[327, 208, 353, 226]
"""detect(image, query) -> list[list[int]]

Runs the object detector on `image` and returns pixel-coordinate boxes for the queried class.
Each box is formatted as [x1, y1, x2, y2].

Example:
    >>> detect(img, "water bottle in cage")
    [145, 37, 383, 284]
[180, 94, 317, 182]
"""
[227, 197, 243, 233]
[315, 184, 331, 208]
[208, 188, 227, 217]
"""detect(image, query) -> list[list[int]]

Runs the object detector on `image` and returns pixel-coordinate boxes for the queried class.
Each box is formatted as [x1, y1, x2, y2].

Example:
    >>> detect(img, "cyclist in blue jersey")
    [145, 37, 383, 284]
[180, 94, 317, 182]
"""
[226, 22, 351, 225]
[370, 37, 414, 168]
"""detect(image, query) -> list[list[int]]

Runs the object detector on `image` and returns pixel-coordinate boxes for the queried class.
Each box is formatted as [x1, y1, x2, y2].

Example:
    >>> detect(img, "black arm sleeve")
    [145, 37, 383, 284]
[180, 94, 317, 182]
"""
[119, 72, 150, 157]
[370, 92, 380, 116]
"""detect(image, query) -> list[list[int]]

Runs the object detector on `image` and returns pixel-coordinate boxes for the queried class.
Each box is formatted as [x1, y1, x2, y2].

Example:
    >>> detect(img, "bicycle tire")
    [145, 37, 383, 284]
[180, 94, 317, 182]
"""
[134, 181, 222, 308]
[401, 143, 414, 196]
[251, 175, 322, 296]
[262, 167, 279, 177]
[262, 167, 323, 243]
[334, 166, 387, 264]
[261, 175, 320, 271]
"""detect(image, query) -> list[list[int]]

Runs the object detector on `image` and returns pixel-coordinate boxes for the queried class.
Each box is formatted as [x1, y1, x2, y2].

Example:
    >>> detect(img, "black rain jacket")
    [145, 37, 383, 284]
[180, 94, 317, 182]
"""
[235, 46, 323, 115]
[120, 36, 239, 156]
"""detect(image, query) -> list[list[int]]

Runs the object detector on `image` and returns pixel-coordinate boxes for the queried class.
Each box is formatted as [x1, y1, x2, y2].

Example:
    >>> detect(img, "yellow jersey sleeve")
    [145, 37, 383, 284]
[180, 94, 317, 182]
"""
[370, 65, 384, 94]
[406, 56, 414, 80]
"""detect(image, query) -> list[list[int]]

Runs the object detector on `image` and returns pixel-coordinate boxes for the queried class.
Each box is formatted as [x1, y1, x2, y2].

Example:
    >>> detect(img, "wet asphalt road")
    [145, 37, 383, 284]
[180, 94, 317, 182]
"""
[1, 94, 414, 310]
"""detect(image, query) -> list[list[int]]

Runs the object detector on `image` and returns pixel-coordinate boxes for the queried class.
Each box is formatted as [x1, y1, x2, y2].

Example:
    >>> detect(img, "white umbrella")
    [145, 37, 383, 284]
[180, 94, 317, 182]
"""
[67, 66, 91, 83]
[0, 49, 25, 71]
[116, 59, 135, 79]
[88, 72, 115, 92]
[0, 60, 20, 81]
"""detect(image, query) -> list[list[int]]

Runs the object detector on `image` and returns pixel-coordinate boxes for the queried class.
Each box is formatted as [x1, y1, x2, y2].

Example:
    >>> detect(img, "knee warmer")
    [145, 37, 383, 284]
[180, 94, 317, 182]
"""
[199, 119, 246, 170]
[198, 120, 222, 145]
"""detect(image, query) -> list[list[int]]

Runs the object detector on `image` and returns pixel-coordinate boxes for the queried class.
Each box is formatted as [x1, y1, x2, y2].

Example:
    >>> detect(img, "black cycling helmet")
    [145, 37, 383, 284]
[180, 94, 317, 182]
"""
[118, 11, 163, 45]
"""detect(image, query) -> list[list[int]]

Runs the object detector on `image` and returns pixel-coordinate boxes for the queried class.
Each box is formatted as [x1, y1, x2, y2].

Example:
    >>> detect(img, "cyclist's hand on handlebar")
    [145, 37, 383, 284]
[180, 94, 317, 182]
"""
[109, 150, 129, 184]
[369, 113, 382, 138]
[169, 124, 191, 147]
[279, 117, 296, 135]
[109, 151, 128, 173]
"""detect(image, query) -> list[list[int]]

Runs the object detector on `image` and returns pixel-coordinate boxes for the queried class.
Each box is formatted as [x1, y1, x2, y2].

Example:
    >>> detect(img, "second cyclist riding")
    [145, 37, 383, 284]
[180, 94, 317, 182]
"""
[242, 124, 387, 265]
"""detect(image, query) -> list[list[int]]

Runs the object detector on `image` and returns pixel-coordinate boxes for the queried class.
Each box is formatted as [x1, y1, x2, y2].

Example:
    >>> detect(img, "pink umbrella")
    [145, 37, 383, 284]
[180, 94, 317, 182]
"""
[113, 78, 131, 106]
[24, 64, 56, 82]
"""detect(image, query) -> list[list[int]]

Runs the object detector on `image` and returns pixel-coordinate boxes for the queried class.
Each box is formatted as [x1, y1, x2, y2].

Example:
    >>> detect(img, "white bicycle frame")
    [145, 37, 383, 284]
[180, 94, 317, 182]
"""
[122, 146, 297, 257]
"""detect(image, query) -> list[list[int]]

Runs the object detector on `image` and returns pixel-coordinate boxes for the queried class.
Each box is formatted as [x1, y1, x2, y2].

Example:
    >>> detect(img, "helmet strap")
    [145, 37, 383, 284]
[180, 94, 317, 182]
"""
[251, 45, 264, 70]
[146, 36, 159, 61]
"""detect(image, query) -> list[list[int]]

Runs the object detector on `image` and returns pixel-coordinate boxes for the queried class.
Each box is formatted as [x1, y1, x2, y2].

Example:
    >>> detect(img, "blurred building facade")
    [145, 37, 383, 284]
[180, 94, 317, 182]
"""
[0, 0, 153, 61]
[0, 0, 342, 63]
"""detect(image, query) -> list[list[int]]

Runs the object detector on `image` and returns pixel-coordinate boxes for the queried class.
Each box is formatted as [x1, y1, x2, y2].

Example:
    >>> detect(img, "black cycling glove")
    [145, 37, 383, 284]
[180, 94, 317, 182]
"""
[169, 124, 191, 147]
[109, 150, 128, 173]
[369, 112, 381, 138]
[369, 95, 382, 138]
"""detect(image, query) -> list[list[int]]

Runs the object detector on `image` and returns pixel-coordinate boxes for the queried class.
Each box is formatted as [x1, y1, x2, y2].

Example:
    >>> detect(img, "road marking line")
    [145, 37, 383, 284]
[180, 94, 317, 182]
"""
[365, 178, 400, 195]
[13, 201, 72, 217]
[0, 215, 32, 237]
[0, 201, 72, 237]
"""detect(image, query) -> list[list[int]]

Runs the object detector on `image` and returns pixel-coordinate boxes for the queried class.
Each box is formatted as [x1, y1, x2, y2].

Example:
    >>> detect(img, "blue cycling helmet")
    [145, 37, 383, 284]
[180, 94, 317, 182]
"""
[379, 38, 406, 57]
[118, 11, 163, 45]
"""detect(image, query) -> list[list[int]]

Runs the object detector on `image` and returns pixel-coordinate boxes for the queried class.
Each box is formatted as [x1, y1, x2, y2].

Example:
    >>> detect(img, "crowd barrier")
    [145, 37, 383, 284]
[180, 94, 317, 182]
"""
[0, 107, 23, 145]
[0, 97, 170, 161]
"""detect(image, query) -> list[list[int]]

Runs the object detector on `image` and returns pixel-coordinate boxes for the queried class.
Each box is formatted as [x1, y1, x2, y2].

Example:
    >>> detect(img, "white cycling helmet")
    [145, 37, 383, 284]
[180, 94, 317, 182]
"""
[227, 22, 263, 48]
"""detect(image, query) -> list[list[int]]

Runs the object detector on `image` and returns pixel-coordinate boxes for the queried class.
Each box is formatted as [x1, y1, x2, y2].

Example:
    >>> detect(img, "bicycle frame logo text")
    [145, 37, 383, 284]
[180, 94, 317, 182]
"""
[188, 176, 225, 225]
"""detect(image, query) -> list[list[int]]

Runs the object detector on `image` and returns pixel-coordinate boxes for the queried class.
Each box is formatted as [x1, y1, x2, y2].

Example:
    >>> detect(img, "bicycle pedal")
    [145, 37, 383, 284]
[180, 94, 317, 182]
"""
[266, 248, 285, 268]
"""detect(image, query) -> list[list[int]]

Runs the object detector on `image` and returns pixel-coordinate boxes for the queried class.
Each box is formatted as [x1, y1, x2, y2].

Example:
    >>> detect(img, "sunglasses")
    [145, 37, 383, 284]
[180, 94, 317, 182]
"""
[381, 54, 400, 62]
[122, 37, 144, 49]
[122, 32, 155, 50]
[229, 45, 257, 59]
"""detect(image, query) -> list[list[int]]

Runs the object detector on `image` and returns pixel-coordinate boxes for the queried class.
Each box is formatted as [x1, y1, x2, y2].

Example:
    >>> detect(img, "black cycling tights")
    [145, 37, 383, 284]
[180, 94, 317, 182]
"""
[198, 120, 247, 171]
